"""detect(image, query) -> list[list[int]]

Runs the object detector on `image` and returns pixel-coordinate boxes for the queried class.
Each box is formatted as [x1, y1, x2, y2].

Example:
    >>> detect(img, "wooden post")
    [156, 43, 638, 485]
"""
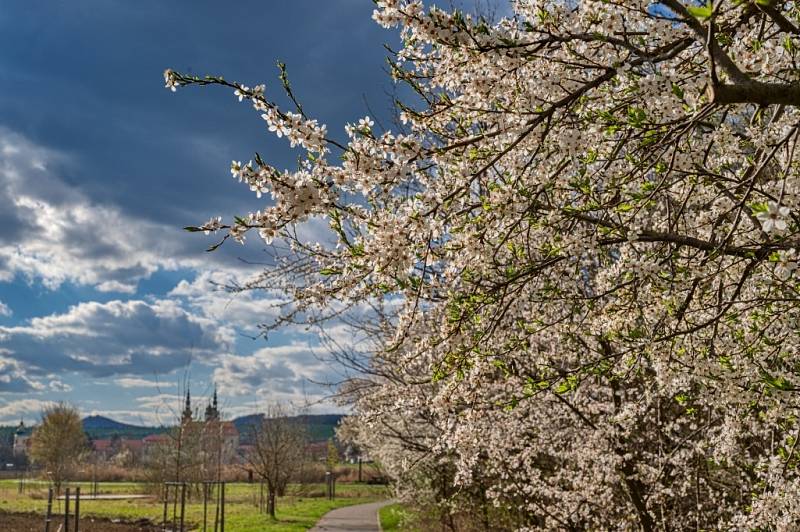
[162, 484, 168, 532]
[44, 487, 53, 532]
[64, 487, 70, 532]
[179, 483, 186, 532]
[74, 486, 80, 532]
[214, 483, 220, 532]
[358, 458, 362, 483]
[220, 482, 225, 532]
[203, 483, 208, 532]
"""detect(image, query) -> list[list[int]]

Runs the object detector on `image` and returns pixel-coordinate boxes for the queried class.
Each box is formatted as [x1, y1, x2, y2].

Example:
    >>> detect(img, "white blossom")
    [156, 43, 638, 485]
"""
[757, 201, 792, 234]
[167, 1, 800, 527]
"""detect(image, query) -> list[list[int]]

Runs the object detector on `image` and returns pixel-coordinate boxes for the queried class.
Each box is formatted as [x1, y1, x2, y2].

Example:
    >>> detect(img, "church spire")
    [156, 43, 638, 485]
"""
[205, 384, 219, 422]
[182, 388, 193, 424]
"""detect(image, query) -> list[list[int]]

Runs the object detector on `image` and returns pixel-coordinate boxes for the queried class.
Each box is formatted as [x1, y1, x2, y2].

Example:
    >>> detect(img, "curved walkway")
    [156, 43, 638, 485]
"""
[310, 500, 393, 531]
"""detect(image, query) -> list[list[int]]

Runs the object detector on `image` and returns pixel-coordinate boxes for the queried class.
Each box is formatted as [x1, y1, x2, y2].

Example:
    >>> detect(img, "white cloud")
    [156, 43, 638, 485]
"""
[115, 377, 175, 389]
[0, 128, 259, 294]
[131, 393, 198, 425]
[48, 379, 72, 392]
[213, 342, 331, 399]
[135, 393, 184, 408]
[169, 270, 288, 333]
[0, 398, 54, 423]
[0, 355, 45, 393]
[0, 129, 172, 289]
[96, 281, 138, 294]
[85, 409, 164, 426]
[0, 128, 351, 418]
[0, 298, 234, 381]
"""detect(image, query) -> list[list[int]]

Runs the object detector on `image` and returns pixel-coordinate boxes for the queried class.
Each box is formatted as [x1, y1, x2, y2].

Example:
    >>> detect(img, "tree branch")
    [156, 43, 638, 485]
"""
[709, 81, 800, 106]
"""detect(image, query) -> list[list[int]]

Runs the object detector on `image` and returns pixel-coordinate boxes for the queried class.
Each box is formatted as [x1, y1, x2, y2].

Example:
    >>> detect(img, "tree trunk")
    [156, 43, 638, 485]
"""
[267, 489, 276, 519]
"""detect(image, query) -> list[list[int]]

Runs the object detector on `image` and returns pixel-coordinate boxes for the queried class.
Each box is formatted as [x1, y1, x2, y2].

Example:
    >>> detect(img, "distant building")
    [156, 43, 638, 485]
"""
[13, 420, 31, 456]
[143, 433, 170, 446]
[180, 387, 240, 466]
[91, 437, 144, 461]
[343, 443, 370, 464]
[306, 441, 329, 461]
[79, 388, 241, 470]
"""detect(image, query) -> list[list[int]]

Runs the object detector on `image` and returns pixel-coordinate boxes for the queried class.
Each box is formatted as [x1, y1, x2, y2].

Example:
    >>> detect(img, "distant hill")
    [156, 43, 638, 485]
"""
[0, 426, 15, 447]
[234, 414, 344, 444]
[81, 416, 168, 440]
[82, 415, 139, 430]
[0, 413, 344, 443]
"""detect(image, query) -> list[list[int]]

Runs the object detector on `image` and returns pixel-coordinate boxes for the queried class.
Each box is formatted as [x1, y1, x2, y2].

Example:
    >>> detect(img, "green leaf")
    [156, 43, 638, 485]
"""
[761, 371, 794, 391]
[205, 239, 226, 252]
[555, 374, 579, 394]
[671, 82, 684, 100]
[687, 4, 713, 20]
[350, 243, 365, 257]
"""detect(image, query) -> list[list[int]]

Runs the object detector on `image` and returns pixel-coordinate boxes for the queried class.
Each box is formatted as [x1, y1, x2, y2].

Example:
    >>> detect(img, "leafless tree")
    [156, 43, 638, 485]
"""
[245, 403, 308, 519]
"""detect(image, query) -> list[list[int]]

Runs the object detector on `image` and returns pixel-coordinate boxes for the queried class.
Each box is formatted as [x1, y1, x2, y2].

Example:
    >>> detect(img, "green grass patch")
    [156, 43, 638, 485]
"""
[379, 503, 418, 531]
[0, 480, 389, 531]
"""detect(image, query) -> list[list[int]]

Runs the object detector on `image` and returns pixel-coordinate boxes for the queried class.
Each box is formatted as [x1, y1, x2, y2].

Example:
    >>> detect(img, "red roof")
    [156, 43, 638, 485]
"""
[221, 422, 238, 436]
[123, 440, 144, 452]
[92, 440, 113, 452]
[92, 439, 145, 452]
[143, 434, 170, 444]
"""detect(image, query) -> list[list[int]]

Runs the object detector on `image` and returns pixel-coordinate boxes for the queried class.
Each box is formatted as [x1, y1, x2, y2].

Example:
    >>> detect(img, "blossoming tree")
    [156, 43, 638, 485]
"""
[169, 1, 800, 528]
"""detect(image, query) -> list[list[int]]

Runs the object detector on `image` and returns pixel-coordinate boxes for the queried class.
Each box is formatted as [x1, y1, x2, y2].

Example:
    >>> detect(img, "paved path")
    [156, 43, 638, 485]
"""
[310, 500, 393, 531]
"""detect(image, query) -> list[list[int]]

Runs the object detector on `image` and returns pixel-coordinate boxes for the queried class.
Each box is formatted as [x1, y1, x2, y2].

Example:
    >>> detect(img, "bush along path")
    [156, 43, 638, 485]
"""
[310, 500, 394, 532]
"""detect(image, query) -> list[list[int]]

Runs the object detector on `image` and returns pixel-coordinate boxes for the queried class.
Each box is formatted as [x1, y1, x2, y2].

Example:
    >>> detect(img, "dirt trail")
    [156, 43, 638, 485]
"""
[0, 511, 160, 531]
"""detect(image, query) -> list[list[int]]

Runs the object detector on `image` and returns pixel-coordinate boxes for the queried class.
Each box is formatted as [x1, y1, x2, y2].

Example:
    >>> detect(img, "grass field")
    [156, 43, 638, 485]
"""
[378, 502, 420, 531]
[0, 479, 389, 531]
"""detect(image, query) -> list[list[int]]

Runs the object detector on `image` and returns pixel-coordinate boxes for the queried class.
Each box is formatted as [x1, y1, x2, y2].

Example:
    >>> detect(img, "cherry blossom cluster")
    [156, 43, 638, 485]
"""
[171, 0, 800, 528]
[260, 108, 327, 154]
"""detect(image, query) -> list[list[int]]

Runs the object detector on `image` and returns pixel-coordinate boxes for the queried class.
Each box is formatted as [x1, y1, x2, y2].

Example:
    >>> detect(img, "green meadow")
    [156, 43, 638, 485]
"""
[0, 479, 388, 531]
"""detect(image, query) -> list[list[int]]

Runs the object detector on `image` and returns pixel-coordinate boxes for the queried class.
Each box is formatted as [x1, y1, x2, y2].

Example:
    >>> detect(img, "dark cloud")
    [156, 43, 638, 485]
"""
[0, 128, 267, 292]
[0, 1, 398, 228]
[0, 0, 441, 415]
[0, 299, 232, 379]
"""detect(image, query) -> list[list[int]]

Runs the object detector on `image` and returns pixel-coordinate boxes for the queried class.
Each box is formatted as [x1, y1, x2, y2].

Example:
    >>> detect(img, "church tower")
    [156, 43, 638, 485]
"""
[204, 385, 219, 422]
[13, 419, 29, 456]
[181, 388, 193, 424]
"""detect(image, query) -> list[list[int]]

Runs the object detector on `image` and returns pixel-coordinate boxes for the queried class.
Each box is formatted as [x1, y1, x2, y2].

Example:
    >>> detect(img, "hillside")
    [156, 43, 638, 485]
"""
[0, 413, 344, 444]
[234, 414, 344, 444]
[0, 426, 14, 447]
[81, 416, 168, 440]
[83, 415, 142, 431]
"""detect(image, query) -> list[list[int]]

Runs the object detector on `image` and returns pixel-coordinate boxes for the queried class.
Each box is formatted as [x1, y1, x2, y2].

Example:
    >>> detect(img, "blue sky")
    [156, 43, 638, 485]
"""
[0, 0, 415, 425]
